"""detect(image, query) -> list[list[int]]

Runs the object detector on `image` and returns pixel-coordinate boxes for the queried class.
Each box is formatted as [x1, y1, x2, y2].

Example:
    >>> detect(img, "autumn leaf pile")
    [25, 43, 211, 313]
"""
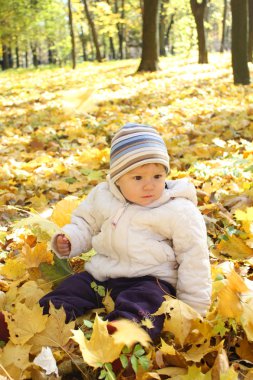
[0, 54, 253, 380]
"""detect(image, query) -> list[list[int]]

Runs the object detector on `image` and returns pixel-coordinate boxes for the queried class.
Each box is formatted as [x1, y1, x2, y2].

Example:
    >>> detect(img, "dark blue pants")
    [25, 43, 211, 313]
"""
[39, 272, 175, 340]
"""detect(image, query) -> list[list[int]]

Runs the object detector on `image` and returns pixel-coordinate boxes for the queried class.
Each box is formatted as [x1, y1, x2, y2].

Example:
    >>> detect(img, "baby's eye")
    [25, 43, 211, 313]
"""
[133, 176, 142, 180]
[154, 174, 163, 179]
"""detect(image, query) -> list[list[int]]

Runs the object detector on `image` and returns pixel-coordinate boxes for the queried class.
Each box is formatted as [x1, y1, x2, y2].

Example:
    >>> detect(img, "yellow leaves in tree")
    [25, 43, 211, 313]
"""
[50, 197, 81, 227]
[5, 303, 47, 345]
[21, 242, 53, 268]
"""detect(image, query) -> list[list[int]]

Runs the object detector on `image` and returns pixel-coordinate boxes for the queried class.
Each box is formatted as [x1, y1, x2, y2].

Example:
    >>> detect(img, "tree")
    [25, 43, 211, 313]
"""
[190, 0, 208, 63]
[248, 0, 253, 62]
[231, 0, 250, 84]
[137, 0, 160, 72]
[220, 0, 228, 53]
[115, 0, 125, 59]
[82, 0, 102, 62]
[68, 0, 76, 69]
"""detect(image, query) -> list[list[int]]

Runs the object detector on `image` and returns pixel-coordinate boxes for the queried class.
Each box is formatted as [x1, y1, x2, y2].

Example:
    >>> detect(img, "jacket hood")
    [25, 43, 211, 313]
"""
[107, 175, 198, 207]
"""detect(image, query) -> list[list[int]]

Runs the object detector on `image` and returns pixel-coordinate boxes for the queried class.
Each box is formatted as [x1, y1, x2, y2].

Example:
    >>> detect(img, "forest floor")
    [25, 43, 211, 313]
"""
[0, 54, 253, 380]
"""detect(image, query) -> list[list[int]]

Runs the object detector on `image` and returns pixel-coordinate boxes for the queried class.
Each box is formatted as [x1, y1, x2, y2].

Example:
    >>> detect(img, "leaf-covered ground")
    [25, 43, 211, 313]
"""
[0, 54, 253, 380]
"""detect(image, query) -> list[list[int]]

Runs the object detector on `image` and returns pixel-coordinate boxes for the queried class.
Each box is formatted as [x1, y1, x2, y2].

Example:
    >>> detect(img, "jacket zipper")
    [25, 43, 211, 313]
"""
[111, 203, 129, 228]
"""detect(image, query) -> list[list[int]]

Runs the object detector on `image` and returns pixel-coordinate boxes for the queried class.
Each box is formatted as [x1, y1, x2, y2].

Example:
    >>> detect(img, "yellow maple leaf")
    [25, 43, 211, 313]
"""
[30, 304, 75, 349]
[0, 341, 31, 369]
[226, 270, 249, 293]
[154, 296, 201, 347]
[21, 242, 53, 268]
[50, 197, 81, 227]
[183, 340, 224, 363]
[28, 194, 48, 212]
[102, 290, 115, 313]
[186, 318, 213, 345]
[212, 348, 230, 378]
[0, 258, 26, 280]
[235, 207, 253, 235]
[241, 300, 253, 341]
[5, 303, 48, 345]
[14, 214, 62, 240]
[160, 339, 176, 355]
[1, 285, 18, 313]
[141, 318, 154, 330]
[180, 365, 212, 379]
[156, 367, 187, 377]
[217, 235, 253, 259]
[16, 281, 45, 308]
[71, 314, 124, 368]
[110, 319, 151, 348]
[50, 180, 83, 194]
[236, 336, 253, 362]
[217, 270, 250, 321]
[217, 286, 243, 320]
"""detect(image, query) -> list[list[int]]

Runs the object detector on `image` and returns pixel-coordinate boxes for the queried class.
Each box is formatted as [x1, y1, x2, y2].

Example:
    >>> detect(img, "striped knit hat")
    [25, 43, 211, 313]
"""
[109, 123, 170, 183]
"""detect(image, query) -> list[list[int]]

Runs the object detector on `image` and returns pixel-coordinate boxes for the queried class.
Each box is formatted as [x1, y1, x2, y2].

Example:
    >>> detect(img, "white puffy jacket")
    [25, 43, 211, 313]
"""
[52, 177, 212, 315]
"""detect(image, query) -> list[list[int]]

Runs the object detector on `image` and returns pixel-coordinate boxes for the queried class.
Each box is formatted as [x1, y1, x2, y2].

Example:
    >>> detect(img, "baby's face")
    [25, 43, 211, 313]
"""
[116, 163, 166, 206]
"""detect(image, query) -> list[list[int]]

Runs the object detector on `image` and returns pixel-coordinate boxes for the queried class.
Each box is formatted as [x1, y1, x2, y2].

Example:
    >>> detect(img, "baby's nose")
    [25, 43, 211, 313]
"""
[143, 180, 154, 189]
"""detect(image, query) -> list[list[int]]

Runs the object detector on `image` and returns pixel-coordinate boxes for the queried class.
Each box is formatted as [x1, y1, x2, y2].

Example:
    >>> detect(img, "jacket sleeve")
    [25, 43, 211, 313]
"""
[170, 199, 212, 316]
[51, 185, 103, 258]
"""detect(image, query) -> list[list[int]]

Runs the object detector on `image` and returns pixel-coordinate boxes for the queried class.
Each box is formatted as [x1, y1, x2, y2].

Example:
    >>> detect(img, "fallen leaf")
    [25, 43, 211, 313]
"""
[5, 303, 48, 345]
[110, 319, 151, 348]
[154, 296, 201, 347]
[30, 304, 75, 349]
[21, 242, 53, 268]
[33, 347, 58, 376]
[71, 314, 123, 368]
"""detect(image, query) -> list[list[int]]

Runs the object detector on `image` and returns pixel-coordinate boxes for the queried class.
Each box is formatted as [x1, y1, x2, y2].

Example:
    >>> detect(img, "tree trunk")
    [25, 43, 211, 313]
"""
[137, 0, 160, 72]
[220, 0, 227, 53]
[248, 0, 253, 62]
[68, 0, 76, 69]
[15, 45, 20, 68]
[115, 0, 125, 59]
[165, 13, 175, 54]
[190, 0, 208, 63]
[231, 0, 250, 84]
[109, 37, 116, 59]
[7, 47, 13, 68]
[2, 44, 9, 70]
[159, 1, 166, 56]
[31, 44, 38, 67]
[79, 26, 88, 61]
[82, 0, 102, 62]
[25, 50, 29, 68]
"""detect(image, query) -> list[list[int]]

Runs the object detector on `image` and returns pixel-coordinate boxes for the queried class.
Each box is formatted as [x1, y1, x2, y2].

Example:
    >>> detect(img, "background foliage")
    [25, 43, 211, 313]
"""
[0, 0, 231, 67]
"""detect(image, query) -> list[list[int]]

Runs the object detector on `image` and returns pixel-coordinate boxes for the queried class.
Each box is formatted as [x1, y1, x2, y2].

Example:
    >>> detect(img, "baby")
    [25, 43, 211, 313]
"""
[40, 123, 211, 339]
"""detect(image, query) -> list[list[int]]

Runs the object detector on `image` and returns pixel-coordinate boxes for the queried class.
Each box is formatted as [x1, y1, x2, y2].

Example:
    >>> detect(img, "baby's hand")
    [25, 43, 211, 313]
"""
[56, 234, 71, 257]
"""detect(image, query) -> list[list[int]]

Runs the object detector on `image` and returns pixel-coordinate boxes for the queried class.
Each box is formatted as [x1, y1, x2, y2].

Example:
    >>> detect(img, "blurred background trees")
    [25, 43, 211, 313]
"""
[0, 0, 251, 84]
